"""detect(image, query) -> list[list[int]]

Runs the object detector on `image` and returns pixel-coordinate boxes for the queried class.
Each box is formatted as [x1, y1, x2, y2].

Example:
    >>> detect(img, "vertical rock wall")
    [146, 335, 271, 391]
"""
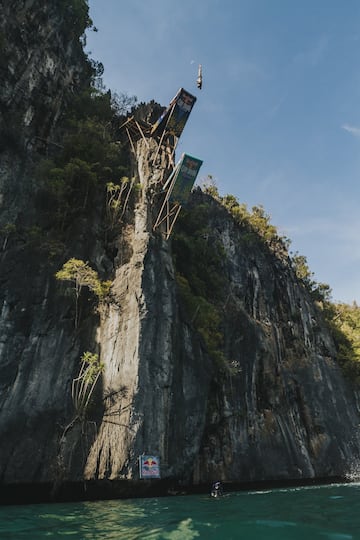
[0, 0, 95, 486]
[0, 0, 90, 225]
[187, 199, 360, 482]
[83, 140, 211, 482]
[1, 2, 360, 498]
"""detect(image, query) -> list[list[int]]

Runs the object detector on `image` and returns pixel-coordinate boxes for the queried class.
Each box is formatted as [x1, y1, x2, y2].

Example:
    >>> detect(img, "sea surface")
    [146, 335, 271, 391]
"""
[1, 482, 360, 539]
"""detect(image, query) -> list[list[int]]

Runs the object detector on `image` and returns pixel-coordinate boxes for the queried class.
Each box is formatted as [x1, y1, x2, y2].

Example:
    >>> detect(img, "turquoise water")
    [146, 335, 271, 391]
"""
[1, 483, 360, 539]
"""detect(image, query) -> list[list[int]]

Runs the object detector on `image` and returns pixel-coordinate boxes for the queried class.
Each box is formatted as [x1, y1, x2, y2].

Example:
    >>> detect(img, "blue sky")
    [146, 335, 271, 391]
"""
[86, 0, 360, 304]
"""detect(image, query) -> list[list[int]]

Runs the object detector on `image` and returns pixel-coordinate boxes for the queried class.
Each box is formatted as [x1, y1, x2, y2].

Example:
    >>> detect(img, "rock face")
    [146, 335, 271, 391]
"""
[0, 0, 90, 225]
[80, 140, 212, 484]
[184, 194, 360, 482]
[0, 0, 95, 486]
[0, 2, 360, 500]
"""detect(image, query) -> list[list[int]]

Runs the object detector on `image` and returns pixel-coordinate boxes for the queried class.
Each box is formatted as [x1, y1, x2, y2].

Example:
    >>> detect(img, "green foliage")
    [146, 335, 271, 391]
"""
[39, 157, 97, 222]
[291, 252, 333, 303]
[173, 209, 226, 302]
[58, 0, 93, 39]
[0, 222, 16, 236]
[248, 205, 278, 242]
[72, 351, 104, 418]
[39, 239, 66, 259]
[197, 185, 360, 387]
[219, 192, 289, 253]
[56, 258, 111, 326]
[25, 225, 43, 243]
[106, 176, 136, 228]
[324, 302, 360, 385]
[35, 85, 133, 232]
[66, 87, 137, 123]
[111, 92, 138, 116]
[66, 88, 113, 123]
[62, 120, 108, 163]
[176, 274, 226, 368]
[203, 186, 332, 303]
[29, 4, 137, 236]
[201, 175, 220, 199]
[292, 252, 313, 282]
[55, 258, 110, 300]
[173, 203, 228, 370]
[310, 282, 332, 303]
[92, 279, 112, 299]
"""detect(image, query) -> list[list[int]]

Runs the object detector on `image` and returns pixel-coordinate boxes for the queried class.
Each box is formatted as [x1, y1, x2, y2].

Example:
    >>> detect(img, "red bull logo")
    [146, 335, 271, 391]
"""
[139, 455, 161, 479]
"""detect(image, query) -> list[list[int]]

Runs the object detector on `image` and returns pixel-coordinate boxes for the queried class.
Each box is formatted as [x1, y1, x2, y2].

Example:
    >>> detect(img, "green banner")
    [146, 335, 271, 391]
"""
[169, 153, 203, 205]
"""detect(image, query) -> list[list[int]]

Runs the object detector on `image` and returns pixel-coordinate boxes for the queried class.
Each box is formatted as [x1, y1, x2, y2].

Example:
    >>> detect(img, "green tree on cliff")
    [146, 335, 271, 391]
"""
[325, 302, 360, 384]
[55, 258, 111, 326]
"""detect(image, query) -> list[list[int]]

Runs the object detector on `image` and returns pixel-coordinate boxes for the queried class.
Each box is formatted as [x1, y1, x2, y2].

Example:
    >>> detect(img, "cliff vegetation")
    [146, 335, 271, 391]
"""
[1, 0, 360, 500]
[173, 183, 360, 386]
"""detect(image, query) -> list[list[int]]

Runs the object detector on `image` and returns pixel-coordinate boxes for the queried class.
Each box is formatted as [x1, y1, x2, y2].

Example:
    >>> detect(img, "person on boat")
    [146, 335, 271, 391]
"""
[210, 481, 223, 497]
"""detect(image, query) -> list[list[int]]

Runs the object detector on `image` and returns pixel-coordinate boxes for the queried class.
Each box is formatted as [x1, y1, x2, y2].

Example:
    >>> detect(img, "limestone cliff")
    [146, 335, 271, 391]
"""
[1, 1, 360, 502]
[0, 0, 92, 227]
[182, 192, 360, 482]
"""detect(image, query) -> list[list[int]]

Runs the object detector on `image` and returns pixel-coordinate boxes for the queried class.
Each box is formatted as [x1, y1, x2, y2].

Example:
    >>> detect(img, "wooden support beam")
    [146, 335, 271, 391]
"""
[135, 120, 150, 148]
[126, 127, 136, 155]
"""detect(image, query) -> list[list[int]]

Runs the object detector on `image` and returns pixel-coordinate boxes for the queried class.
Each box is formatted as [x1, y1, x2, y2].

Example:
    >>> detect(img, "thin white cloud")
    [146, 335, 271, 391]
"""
[341, 124, 360, 137]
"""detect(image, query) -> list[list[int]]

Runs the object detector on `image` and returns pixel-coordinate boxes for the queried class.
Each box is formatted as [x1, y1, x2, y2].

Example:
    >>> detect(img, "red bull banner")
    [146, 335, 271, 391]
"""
[169, 153, 203, 205]
[151, 88, 197, 137]
[139, 455, 160, 479]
